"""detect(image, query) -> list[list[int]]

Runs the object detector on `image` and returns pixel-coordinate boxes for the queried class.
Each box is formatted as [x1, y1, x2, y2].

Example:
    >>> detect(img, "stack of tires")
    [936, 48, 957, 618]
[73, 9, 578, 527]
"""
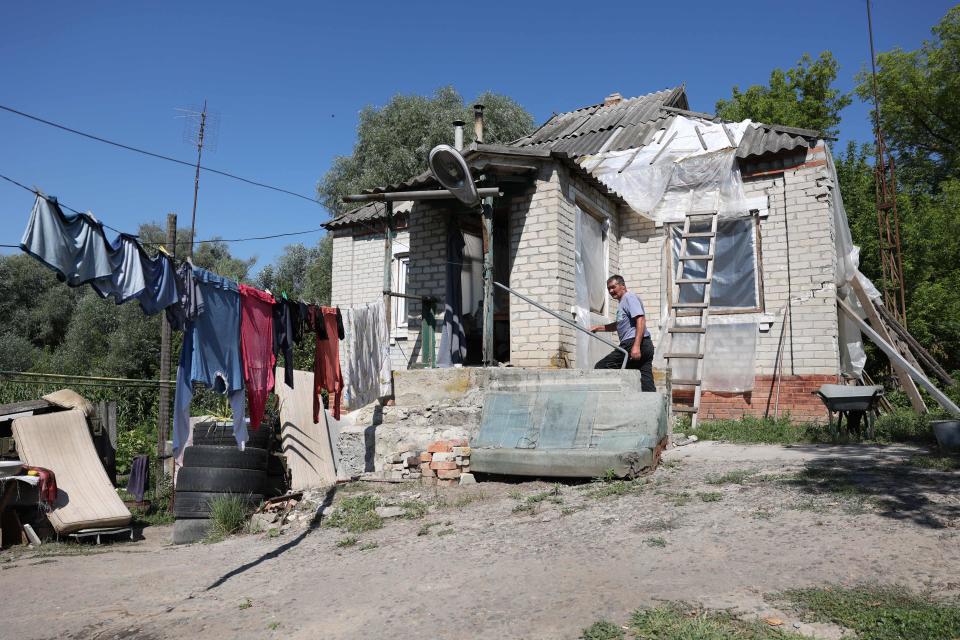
[172, 422, 272, 544]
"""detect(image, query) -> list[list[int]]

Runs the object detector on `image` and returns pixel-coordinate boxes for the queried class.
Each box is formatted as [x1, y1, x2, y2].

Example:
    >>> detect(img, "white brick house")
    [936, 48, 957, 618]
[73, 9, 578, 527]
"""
[325, 87, 852, 421]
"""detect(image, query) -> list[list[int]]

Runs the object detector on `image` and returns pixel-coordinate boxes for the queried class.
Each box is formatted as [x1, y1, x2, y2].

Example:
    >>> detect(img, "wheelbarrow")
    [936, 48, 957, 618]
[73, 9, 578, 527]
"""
[814, 384, 885, 439]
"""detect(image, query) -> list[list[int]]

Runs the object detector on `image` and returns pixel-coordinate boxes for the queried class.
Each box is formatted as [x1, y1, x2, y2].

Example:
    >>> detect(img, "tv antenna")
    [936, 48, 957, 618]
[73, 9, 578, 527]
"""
[175, 101, 219, 256]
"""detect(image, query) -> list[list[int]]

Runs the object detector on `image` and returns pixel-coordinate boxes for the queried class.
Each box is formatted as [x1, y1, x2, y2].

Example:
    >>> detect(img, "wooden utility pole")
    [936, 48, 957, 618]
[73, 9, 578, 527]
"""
[157, 213, 177, 480]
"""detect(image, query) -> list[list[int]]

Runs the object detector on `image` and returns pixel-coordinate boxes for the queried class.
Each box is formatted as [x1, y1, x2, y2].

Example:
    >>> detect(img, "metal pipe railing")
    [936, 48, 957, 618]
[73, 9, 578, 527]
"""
[493, 281, 628, 369]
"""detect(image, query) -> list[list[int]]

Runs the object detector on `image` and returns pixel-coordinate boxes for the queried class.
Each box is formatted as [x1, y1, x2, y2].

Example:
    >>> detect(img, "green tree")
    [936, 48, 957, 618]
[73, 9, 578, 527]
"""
[318, 86, 535, 216]
[715, 52, 851, 136]
[855, 6, 960, 187]
[192, 239, 256, 282]
[256, 236, 332, 304]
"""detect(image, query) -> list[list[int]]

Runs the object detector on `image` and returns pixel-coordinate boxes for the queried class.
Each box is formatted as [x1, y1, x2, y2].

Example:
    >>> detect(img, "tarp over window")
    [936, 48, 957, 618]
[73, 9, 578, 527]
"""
[670, 218, 759, 310]
[575, 207, 612, 368]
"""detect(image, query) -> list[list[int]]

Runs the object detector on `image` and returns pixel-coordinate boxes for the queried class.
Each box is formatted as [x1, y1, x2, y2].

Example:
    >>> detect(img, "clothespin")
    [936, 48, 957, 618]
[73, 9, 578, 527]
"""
[158, 245, 173, 258]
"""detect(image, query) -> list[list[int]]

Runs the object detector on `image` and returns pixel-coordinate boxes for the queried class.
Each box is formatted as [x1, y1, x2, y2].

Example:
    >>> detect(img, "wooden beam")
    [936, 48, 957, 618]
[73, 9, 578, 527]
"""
[849, 278, 926, 412]
[839, 298, 959, 416]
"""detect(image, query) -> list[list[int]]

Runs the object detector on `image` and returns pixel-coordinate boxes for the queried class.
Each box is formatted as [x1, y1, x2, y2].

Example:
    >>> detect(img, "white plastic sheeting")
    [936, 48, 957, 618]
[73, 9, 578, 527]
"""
[574, 207, 612, 368]
[669, 218, 760, 309]
[340, 299, 392, 410]
[666, 314, 759, 393]
[587, 116, 753, 224]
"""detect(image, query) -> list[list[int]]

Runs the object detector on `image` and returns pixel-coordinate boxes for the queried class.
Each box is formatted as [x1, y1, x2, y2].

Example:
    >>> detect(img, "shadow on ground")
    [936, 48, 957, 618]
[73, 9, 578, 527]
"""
[784, 445, 959, 529]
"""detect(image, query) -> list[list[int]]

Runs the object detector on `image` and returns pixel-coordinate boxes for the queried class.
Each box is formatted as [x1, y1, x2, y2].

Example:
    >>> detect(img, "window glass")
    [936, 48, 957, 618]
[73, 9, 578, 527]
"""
[670, 217, 759, 310]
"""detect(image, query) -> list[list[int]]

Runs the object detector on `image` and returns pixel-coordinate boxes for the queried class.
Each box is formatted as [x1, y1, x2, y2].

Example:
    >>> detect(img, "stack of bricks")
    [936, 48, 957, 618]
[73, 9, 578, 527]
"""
[418, 438, 474, 487]
[379, 448, 425, 481]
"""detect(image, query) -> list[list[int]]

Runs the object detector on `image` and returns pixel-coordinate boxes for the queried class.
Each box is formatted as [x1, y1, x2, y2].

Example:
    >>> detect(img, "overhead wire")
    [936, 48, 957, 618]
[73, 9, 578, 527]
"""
[0, 103, 321, 205]
[1, 170, 329, 246]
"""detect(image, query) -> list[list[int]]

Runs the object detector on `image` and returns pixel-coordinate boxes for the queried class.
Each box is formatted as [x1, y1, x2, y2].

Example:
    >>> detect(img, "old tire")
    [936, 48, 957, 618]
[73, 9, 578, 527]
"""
[173, 491, 264, 519]
[172, 518, 211, 544]
[183, 445, 268, 470]
[176, 467, 265, 493]
[192, 424, 271, 449]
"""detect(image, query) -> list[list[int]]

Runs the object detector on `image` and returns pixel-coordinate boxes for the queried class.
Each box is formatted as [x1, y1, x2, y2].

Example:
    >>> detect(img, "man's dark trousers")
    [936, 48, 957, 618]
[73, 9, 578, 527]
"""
[594, 336, 656, 392]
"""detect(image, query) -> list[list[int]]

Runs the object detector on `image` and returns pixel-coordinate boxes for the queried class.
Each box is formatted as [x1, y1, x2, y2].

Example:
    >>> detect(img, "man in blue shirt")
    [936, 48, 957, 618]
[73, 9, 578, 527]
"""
[590, 275, 656, 392]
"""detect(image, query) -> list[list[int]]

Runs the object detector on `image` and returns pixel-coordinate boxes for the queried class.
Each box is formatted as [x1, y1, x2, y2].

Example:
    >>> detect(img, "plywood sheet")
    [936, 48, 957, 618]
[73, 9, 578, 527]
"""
[275, 369, 337, 489]
[12, 409, 131, 534]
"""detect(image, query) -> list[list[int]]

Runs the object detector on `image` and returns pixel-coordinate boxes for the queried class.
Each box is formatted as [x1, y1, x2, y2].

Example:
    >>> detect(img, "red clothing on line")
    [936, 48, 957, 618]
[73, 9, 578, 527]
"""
[239, 284, 276, 429]
[311, 306, 343, 422]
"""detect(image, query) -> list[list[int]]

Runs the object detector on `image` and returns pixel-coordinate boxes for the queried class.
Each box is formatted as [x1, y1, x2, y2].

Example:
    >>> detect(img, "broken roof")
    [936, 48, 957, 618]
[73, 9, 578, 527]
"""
[513, 87, 824, 159]
[324, 85, 827, 229]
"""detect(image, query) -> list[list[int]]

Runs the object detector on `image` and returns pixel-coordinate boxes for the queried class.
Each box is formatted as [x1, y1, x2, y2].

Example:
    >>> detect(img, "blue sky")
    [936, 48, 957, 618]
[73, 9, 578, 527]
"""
[1, 1, 953, 272]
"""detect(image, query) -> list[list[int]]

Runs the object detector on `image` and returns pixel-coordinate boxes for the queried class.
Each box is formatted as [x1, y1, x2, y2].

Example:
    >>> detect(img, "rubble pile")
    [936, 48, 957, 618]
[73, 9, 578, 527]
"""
[364, 438, 475, 486]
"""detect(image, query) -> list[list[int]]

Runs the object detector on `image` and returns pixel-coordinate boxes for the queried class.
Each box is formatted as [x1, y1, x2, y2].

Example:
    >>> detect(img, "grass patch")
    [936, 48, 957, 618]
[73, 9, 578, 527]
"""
[417, 522, 440, 536]
[629, 604, 804, 639]
[560, 505, 584, 516]
[436, 528, 455, 536]
[580, 619, 624, 640]
[645, 536, 667, 548]
[698, 491, 723, 502]
[239, 598, 252, 610]
[335, 536, 358, 548]
[694, 412, 938, 446]
[694, 416, 829, 445]
[508, 488, 523, 500]
[323, 495, 383, 533]
[584, 478, 645, 499]
[783, 585, 960, 640]
[668, 492, 692, 506]
[130, 503, 175, 527]
[706, 469, 756, 485]
[782, 467, 876, 514]
[909, 455, 960, 471]
[207, 495, 254, 542]
[358, 541, 378, 551]
[398, 500, 429, 519]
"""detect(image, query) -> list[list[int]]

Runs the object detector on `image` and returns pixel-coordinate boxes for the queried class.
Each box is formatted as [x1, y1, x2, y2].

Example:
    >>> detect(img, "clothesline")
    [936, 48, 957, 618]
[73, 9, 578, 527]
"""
[16, 191, 392, 465]
[1, 172, 327, 246]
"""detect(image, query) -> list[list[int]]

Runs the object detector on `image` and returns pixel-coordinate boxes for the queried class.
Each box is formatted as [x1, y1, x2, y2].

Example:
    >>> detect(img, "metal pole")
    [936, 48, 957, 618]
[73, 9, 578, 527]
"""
[188, 100, 206, 257]
[481, 197, 495, 365]
[342, 187, 501, 203]
[158, 213, 176, 489]
[493, 281, 628, 369]
[383, 202, 394, 342]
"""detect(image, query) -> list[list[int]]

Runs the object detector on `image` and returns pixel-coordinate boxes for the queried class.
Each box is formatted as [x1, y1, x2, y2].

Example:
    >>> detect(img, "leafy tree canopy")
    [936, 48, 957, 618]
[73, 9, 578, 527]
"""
[318, 86, 535, 216]
[715, 52, 851, 137]
[256, 235, 332, 305]
[855, 6, 960, 187]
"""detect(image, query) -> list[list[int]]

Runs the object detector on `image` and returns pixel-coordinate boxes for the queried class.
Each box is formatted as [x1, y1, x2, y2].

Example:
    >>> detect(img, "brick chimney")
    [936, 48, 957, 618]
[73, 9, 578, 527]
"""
[604, 92, 623, 107]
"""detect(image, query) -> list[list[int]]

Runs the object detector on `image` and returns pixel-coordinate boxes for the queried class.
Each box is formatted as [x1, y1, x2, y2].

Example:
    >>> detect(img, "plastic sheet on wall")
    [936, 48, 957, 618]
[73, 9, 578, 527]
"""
[670, 218, 759, 309]
[668, 314, 759, 393]
[574, 207, 611, 368]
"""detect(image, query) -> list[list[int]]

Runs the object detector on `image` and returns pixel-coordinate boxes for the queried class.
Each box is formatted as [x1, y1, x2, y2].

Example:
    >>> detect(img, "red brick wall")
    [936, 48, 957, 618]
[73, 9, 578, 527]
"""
[674, 375, 837, 423]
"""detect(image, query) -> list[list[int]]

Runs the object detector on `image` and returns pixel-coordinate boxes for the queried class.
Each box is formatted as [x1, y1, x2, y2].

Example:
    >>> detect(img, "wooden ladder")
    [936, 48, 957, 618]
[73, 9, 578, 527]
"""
[665, 210, 719, 428]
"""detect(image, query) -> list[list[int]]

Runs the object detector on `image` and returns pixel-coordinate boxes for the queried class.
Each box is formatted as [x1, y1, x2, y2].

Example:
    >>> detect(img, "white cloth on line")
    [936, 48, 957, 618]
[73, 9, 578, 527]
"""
[339, 299, 392, 410]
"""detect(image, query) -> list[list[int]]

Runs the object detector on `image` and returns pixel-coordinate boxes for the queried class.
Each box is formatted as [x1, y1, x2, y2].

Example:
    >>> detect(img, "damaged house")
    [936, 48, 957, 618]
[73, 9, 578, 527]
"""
[325, 86, 864, 425]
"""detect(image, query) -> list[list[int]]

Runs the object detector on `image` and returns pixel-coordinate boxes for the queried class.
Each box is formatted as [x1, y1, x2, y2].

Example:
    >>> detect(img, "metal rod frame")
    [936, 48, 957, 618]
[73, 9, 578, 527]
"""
[493, 281, 628, 369]
[342, 187, 502, 203]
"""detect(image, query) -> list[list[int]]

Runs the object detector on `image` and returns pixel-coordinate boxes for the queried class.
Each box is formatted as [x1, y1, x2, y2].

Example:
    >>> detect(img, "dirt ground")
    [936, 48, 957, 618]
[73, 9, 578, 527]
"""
[2, 441, 958, 640]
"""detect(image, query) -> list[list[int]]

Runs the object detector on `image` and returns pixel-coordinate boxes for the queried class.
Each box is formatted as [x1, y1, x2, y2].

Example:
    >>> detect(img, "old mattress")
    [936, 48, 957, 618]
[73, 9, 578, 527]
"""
[12, 409, 131, 533]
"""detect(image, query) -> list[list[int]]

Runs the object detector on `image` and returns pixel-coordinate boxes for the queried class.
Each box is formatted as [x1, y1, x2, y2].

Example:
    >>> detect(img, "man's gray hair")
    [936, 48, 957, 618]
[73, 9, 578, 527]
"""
[606, 274, 626, 287]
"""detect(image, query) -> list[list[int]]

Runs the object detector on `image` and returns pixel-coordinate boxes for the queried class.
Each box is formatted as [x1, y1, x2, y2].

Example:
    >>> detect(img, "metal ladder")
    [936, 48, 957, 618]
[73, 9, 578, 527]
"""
[664, 210, 718, 428]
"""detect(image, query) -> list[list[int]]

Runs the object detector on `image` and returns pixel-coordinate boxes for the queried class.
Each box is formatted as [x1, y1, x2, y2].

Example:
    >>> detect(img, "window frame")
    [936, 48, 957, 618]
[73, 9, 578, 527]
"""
[665, 214, 765, 316]
[392, 252, 409, 337]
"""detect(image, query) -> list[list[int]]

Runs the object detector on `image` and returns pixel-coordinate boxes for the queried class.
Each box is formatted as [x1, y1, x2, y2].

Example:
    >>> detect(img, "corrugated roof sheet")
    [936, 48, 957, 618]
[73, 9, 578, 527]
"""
[512, 87, 685, 153]
[324, 200, 413, 230]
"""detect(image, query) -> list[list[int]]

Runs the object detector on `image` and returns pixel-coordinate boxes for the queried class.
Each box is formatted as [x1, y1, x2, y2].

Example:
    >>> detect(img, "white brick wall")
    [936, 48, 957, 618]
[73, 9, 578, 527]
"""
[328, 152, 843, 377]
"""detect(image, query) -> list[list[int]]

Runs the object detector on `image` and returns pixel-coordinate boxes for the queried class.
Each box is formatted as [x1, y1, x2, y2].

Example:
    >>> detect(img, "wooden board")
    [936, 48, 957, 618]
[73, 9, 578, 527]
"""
[274, 369, 337, 490]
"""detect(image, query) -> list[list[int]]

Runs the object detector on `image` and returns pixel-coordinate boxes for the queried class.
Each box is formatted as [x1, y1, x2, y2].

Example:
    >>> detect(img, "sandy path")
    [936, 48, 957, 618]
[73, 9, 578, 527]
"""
[2, 442, 957, 640]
